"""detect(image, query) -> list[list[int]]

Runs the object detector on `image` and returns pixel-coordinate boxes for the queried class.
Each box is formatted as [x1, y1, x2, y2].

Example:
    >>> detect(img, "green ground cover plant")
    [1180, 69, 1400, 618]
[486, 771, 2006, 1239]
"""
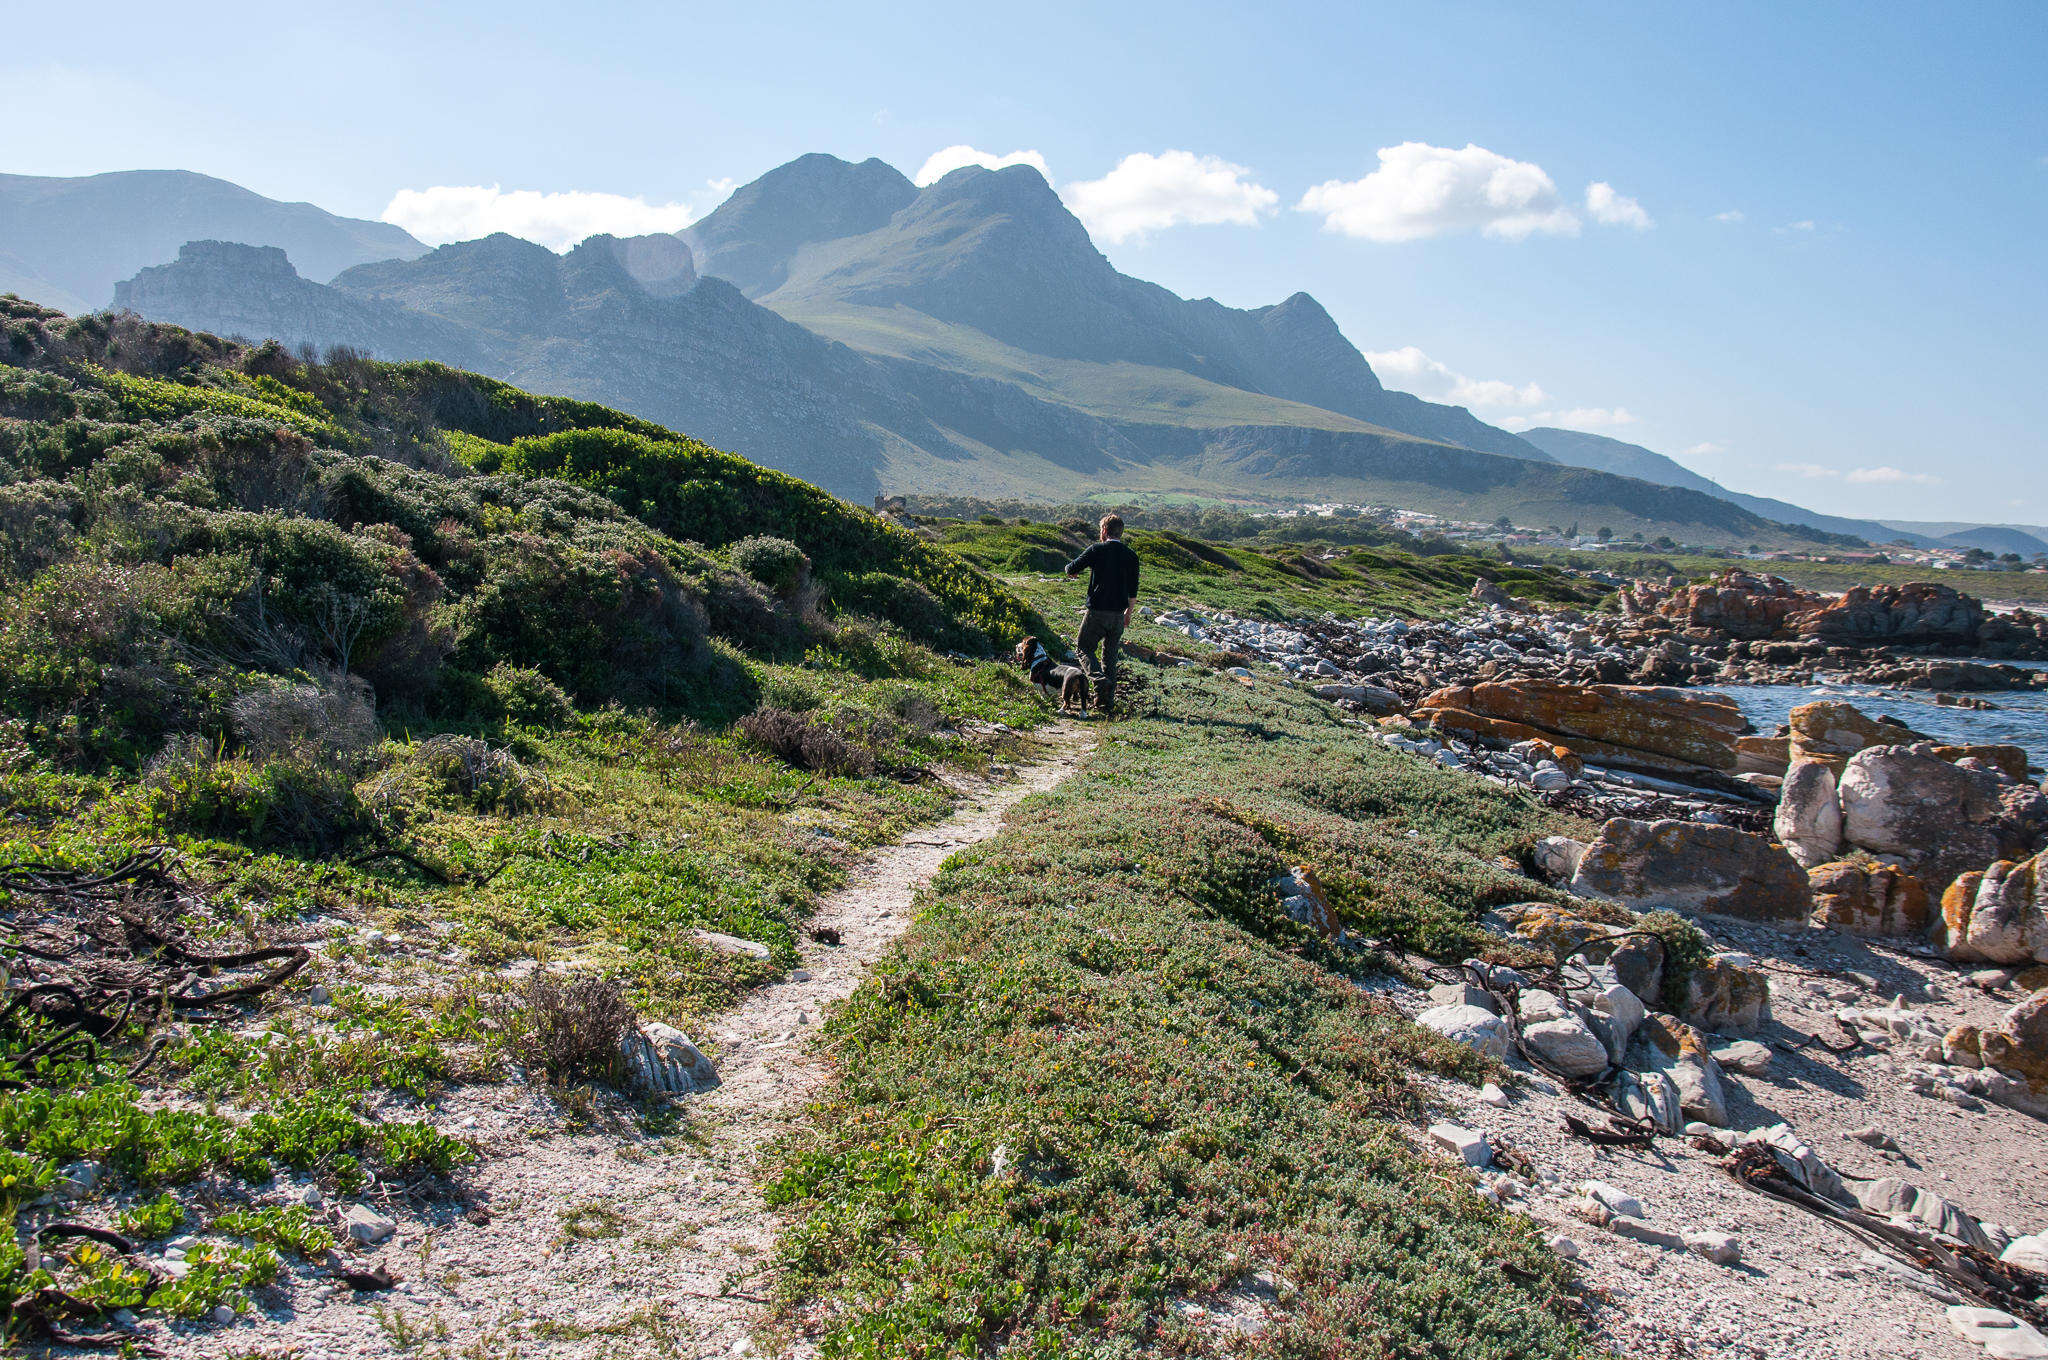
[766, 646, 1598, 1357]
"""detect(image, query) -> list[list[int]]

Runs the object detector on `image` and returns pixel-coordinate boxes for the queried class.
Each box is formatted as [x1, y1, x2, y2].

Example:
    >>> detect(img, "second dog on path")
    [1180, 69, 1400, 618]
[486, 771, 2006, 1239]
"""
[1013, 636, 1091, 716]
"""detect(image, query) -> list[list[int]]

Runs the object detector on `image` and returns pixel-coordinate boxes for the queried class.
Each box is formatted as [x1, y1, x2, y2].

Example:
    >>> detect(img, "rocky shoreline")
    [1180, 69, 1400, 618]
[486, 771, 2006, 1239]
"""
[1152, 568, 2048, 1358]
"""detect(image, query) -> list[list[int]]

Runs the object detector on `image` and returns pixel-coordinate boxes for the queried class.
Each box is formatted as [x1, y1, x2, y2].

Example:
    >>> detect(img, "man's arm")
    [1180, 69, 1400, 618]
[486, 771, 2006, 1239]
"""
[1123, 550, 1140, 624]
[1064, 542, 1097, 578]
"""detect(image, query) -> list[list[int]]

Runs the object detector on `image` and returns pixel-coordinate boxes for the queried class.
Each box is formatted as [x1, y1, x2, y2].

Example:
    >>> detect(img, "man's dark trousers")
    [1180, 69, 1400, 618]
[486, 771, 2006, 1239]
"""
[1076, 608, 1126, 710]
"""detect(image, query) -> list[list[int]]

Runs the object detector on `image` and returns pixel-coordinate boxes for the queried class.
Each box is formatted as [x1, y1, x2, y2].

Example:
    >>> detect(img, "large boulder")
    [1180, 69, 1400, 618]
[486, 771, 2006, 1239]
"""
[1413, 680, 1746, 777]
[1774, 760, 1843, 868]
[1982, 992, 2048, 1087]
[1809, 861, 1932, 939]
[1416, 1004, 1513, 1060]
[1516, 989, 1612, 1079]
[1838, 745, 2037, 894]
[1571, 818, 1812, 924]
[1786, 701, 1917, 775]
[1941, 852, 2048, 964]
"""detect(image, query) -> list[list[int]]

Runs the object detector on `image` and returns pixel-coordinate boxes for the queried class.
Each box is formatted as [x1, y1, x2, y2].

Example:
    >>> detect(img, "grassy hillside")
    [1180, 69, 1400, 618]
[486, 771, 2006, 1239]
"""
[0, 299, 1064, 1341]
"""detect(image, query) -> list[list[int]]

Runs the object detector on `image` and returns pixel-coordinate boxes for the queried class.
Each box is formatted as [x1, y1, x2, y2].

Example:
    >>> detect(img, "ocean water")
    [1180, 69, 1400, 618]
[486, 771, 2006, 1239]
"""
[1717, 666, 2048, 773]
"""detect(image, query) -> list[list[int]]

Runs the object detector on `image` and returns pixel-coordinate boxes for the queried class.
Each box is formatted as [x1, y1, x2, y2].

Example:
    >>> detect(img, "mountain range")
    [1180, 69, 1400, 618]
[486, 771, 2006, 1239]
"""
[0, 169, 425, 316]
[2, 157, 1965, 548]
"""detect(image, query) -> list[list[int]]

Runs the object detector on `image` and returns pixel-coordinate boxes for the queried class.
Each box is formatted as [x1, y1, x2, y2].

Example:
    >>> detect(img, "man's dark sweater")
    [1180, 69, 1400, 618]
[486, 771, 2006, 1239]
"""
[1067, 539, 1140, 611]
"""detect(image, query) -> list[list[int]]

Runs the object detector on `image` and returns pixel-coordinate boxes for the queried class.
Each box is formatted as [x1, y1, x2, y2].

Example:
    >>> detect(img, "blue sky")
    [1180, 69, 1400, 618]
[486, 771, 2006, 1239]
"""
[7, 0, 2044, 522]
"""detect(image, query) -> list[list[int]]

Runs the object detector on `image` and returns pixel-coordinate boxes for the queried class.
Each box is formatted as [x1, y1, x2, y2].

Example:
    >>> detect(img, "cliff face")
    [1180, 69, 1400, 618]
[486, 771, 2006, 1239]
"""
[114, 242, 486, 369]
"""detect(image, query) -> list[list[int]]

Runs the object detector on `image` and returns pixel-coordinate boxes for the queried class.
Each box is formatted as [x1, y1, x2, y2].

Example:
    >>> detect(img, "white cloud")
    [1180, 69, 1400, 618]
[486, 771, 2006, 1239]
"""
[1713, 209, 1746, 224]
[1682, 441, 1726, 457]
[912, 145, 1051, 187]
[1585, 181, 1653, 230]
[1360, 345, 1545, 408]
[381, 180, 734, 251]
[1769, 461, 1940, 485]
[1062, 150, 1279, 244]
[1776, 219, 1818, 235]
[1846, 465, 1941, 485]
[1297, 142, 1581, 243]
[1499, 407, 1638, 432]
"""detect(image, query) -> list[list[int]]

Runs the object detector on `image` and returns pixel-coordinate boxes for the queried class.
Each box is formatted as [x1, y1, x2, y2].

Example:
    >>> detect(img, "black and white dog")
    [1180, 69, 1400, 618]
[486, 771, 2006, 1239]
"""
[1013, 636, 1091, 715]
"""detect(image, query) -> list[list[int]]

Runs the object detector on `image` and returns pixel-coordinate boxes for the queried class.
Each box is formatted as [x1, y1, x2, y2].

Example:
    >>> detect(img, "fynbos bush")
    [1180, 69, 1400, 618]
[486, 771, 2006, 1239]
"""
[726, 535, 810, 597]
[512, 972, 637, 1087]
[736, 706, 877, 777]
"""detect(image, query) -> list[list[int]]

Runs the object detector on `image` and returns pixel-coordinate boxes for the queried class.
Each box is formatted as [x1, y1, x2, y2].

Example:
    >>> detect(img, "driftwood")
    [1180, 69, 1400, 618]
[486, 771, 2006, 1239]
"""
[1726, 1142, 2048, 1326]
[0, 846, 309, 1086]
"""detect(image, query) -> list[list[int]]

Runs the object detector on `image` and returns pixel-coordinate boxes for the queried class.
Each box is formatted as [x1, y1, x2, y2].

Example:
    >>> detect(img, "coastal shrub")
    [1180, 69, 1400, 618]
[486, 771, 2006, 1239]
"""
[479, 662, 577, 729]
[142, 739, 369, 852]
[737, 706, 877, 777]
[227, 675, 379, 762]
[727, 534, 810, 597]
[451, 536, 707, 702]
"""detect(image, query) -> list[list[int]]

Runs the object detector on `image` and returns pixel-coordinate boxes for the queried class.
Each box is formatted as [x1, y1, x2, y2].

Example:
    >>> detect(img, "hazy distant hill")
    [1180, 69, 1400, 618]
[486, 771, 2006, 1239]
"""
[0, 170, 425, 315]
[1517, 426, 1924, 547]
[1933, 525, 2048, 556]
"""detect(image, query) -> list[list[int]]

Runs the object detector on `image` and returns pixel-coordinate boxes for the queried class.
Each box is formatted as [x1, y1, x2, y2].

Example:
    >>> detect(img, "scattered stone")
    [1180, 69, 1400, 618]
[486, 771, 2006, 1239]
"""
[1581, 1180, 1646, 1220]
[1517, 989, 1612, 1078]
[1711, 1039, 1773, 1075]
[1947, 1305, 2048, 1359]
[620, 1022, 720, 1095]
[1635, 1013, 1729, 1125]
[1428, 981, 1497, 1013]
[1477, 1081, 1510, 1107]
[1616, 1069, 1684, 1134]
[1682, 1229, 1742, 1265]
[1547, 1234, 1579, 1259]
[1854, 1178, 1995, 1251]
[1846, 1125, 1901, 1152]
[210, 1304, 237, 1325]
[692, 929, 773, 959]
[1428, 1122, 1492, 1168]
[1838, 746, 2016, 895]
[1608, 1216, 1687, 1250]
[343, 1204, 397, 1245]
[2001, 1235, 2048, 1275]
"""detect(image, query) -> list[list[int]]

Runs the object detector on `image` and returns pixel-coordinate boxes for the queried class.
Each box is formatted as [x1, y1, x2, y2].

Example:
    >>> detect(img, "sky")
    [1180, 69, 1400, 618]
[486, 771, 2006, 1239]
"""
[7, 0, 2045, 524]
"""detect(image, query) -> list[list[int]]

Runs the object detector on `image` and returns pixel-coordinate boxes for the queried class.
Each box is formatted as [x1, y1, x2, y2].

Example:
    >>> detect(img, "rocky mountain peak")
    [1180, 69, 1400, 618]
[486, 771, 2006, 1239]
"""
[683, 153, 916, 297]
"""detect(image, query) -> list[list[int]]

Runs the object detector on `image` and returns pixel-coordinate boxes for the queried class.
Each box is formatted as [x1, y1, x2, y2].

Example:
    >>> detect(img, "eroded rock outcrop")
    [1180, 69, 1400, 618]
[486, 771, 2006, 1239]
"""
[1808, 861, 1933, 938]
[1941, 851, 2048, 963]
[1414, 680, 1746, 779]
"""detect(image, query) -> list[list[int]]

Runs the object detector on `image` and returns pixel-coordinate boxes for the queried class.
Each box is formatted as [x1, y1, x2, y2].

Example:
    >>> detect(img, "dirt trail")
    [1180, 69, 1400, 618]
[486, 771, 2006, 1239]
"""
[178, 723, 1092, 1360]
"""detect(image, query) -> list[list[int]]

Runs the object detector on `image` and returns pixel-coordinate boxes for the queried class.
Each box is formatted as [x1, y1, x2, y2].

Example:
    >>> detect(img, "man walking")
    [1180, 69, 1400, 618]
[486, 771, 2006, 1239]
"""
[1064, 514, 1140, 715]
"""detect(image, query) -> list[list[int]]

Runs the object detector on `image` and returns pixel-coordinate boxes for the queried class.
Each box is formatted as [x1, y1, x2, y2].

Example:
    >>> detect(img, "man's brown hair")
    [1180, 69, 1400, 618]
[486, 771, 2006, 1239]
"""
[1099, 513, 1123, 538]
